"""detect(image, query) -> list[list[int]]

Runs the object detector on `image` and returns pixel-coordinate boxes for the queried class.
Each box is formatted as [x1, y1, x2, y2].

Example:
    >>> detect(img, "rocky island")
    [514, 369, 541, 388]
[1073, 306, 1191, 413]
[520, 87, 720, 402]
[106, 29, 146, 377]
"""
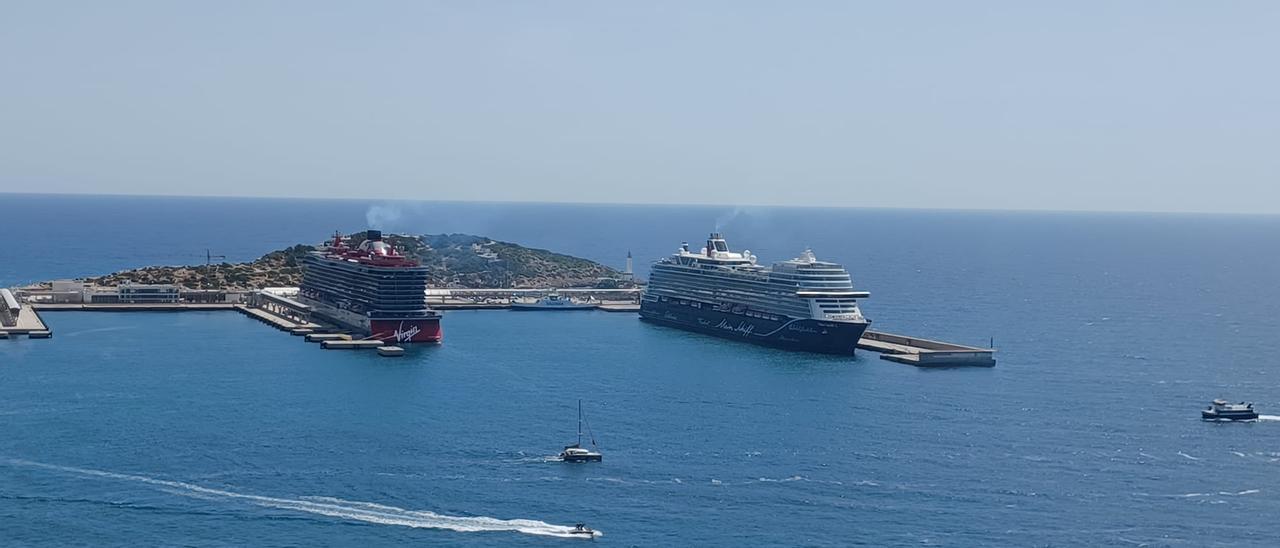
[72, 232, 631, 290]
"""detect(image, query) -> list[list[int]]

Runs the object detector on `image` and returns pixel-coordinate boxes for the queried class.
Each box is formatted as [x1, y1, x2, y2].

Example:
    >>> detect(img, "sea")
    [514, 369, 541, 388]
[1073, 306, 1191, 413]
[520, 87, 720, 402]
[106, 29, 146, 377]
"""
[2, 193, 1279, 547]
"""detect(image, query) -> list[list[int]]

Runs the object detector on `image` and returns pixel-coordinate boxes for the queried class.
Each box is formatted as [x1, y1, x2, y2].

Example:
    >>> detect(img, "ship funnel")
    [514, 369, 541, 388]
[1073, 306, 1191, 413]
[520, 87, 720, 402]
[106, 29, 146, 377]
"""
[367, 230, 383, 241]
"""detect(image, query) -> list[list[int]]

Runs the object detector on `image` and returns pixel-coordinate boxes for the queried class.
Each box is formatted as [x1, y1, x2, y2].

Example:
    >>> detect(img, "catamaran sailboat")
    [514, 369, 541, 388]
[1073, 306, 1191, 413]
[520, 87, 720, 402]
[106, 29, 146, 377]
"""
[560, 400, 603, 463]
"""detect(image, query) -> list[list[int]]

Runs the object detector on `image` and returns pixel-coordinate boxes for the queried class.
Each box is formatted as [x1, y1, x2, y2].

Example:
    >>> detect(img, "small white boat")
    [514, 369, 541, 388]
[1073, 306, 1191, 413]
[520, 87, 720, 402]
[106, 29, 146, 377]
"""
[511, 293, 597, 310]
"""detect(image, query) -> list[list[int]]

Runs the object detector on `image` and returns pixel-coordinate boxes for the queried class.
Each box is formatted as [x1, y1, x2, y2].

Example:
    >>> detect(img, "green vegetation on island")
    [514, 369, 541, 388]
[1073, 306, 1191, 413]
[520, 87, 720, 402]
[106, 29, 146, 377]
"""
[79, 232, 630, 290]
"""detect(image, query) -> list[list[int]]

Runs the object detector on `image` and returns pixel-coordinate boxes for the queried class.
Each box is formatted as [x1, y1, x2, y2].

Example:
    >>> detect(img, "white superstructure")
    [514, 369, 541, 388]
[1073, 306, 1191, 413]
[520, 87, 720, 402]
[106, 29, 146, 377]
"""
[644, 233, 868, 322]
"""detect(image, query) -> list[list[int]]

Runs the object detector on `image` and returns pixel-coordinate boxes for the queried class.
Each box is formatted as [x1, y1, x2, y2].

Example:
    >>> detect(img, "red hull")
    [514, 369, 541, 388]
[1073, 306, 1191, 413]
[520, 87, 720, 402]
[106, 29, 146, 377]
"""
[369, 318, 443, 344]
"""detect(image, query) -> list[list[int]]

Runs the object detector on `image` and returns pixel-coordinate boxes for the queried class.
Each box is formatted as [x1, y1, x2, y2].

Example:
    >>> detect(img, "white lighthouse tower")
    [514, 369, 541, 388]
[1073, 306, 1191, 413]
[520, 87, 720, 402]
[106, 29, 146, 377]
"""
[624, 251, 633, 279]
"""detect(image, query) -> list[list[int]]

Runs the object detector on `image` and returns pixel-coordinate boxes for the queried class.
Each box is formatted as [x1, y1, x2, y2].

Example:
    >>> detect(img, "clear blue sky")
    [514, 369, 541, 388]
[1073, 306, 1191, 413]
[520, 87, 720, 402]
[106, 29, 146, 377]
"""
[1, 1, 1277, 213]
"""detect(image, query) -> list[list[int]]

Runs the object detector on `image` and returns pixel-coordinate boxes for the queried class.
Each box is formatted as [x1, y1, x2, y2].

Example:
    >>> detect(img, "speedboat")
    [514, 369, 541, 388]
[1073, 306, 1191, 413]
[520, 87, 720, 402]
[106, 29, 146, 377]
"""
[511, 293, 597, 310]
[559, 399, 603, 462]
[1202, 399, 1258, 421]
[568, 523, 596, 537]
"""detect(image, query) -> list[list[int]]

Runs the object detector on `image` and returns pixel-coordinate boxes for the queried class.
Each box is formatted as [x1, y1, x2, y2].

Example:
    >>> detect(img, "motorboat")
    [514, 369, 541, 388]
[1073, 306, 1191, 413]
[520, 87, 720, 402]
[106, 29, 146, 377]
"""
[1202, 399, 1259, 421]
[568, 523, 596, 537]
[559, 399, 603, 462]
[512, 293, 597, 310]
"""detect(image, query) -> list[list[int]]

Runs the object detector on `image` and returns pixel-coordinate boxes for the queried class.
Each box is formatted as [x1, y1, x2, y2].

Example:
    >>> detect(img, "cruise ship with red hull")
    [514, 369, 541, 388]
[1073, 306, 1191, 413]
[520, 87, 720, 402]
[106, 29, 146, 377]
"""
[298, 231, 442, 344]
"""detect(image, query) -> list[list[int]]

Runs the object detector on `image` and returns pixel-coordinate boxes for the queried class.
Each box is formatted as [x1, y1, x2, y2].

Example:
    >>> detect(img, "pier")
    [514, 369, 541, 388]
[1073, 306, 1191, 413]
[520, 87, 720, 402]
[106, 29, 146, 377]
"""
[857, 330, 996, 367]
[234, 305, 325, 332]
[10, 286, 992, 366]
[1, 289, 53, 338]
[31, 303, 236, 312]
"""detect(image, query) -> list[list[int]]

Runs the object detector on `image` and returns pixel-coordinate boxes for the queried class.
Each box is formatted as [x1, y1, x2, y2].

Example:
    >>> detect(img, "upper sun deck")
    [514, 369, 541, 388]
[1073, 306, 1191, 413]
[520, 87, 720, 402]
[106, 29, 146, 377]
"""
[653, 233, 869, 297]
[312, 230, 421, 269]
[660, 232, 763, 269]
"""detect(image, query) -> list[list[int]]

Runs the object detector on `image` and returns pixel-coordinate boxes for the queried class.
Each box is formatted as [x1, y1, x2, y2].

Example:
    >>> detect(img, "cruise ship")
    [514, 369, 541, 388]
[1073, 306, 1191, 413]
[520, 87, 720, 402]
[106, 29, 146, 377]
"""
[640, 233, 870, 354]
[298, 231, 442, 344]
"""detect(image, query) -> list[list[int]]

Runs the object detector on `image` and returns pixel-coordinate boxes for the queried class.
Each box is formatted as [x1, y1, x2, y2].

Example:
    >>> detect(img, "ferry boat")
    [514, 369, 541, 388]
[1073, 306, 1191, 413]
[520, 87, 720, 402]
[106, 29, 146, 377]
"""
[511, 293, 597, 310]
[640, 233, 870, 354]
[298, 231, 442, 344]
[1201, 399, 1259, 421]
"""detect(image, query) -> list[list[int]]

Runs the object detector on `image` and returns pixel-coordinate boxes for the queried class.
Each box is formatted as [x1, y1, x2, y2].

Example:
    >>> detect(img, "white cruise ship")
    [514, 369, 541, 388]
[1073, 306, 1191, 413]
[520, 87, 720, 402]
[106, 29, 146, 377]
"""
[639, 233, 870, 354]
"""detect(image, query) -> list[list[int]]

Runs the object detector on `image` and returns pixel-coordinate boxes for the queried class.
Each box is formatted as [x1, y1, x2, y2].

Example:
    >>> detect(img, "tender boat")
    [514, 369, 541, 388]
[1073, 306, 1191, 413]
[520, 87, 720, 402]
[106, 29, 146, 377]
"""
[560, 400, 603, 463]
[511, 293, 597, 310]
[1202, 399, 1259, 421]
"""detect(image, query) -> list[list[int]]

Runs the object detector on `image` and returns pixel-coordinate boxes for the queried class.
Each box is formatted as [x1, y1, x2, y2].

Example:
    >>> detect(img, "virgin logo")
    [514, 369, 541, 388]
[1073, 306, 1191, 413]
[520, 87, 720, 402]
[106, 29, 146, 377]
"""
[394, 321, 422, 342]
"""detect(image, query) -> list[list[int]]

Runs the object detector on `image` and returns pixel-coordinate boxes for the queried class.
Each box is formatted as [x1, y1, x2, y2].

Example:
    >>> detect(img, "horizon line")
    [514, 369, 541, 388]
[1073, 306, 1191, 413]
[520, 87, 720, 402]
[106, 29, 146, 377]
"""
[3, 190, 1278, 218]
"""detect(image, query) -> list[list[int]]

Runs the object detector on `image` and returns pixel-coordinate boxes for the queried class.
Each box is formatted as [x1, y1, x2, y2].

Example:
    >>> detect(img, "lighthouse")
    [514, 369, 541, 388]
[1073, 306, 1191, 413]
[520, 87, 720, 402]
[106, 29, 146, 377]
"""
[625, 251, 633, 279]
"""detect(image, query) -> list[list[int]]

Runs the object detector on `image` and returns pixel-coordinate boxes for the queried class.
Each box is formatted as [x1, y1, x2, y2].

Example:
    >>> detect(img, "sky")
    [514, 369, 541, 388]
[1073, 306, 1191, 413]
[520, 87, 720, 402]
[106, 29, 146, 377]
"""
[1, 1, 1277, 213]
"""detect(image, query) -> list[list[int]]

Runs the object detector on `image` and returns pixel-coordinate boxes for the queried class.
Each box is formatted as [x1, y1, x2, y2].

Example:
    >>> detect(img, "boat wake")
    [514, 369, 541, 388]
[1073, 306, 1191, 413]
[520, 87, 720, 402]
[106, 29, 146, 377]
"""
[1177, 489, 1260, 498]
[3, 458, 600, 539]
[1257, 415, 1280, 422]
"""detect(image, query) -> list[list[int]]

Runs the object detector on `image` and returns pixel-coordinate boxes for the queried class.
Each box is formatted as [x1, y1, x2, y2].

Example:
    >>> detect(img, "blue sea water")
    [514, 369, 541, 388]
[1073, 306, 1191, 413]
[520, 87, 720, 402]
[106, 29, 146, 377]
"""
[2, 193, 1280, 546]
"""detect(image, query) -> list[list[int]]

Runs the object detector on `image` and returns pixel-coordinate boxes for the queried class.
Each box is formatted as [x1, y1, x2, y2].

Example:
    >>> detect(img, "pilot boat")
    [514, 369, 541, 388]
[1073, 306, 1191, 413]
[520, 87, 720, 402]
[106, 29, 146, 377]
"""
[560, 400, 603, 463]
[1202, 399, 1259, 421]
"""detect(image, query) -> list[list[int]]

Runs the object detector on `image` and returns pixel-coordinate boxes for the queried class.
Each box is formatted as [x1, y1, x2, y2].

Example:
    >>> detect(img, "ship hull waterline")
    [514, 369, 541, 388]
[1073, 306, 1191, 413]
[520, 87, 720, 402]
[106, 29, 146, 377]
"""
[639, 299, 869, 355]
[300, 297, 442, 344]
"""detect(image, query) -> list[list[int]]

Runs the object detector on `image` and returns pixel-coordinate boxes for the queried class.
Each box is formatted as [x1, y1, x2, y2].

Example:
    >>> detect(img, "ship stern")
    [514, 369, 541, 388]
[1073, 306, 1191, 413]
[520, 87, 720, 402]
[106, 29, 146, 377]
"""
[370, 317, 443, 344]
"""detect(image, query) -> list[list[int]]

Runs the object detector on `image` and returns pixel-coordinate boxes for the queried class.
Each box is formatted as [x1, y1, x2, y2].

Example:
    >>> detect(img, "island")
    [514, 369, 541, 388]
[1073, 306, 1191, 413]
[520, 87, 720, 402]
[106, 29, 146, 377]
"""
[56, 232, 633, 290]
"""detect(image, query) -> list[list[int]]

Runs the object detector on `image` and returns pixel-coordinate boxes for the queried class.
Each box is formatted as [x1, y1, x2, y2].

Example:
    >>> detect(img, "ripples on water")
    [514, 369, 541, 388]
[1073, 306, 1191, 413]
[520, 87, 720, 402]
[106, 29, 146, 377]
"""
[2, 196, 1280, 546]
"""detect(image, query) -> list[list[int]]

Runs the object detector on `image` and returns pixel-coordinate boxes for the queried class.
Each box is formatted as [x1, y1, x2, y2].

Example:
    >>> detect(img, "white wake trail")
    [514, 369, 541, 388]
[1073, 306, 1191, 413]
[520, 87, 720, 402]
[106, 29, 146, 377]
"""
[4, 459, 599, 539]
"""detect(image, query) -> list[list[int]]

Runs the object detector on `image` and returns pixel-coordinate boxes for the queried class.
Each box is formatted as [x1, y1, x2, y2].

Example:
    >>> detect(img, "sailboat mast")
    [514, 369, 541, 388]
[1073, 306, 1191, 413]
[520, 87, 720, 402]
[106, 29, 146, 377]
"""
[577, 399, 583, 446]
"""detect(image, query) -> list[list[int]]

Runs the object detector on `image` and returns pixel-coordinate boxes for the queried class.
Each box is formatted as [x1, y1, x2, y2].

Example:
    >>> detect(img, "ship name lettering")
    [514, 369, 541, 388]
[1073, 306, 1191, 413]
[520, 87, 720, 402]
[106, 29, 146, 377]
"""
[395, 321, 422, 342]
[716, 319, 755, 336]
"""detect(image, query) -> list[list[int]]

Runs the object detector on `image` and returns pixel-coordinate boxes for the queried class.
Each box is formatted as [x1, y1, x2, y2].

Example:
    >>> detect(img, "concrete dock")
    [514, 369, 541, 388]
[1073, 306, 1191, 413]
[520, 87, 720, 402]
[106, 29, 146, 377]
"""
[234, 305, 324, 332]
[377, 346, 405, 356]
[321, 339, 385, 350]
[305, 333, 351, 343]
[16, 289, 995, 366]
[0, 305, 52, 338]
[32, 303, 237, 312]
[857, 330, 995, 367]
